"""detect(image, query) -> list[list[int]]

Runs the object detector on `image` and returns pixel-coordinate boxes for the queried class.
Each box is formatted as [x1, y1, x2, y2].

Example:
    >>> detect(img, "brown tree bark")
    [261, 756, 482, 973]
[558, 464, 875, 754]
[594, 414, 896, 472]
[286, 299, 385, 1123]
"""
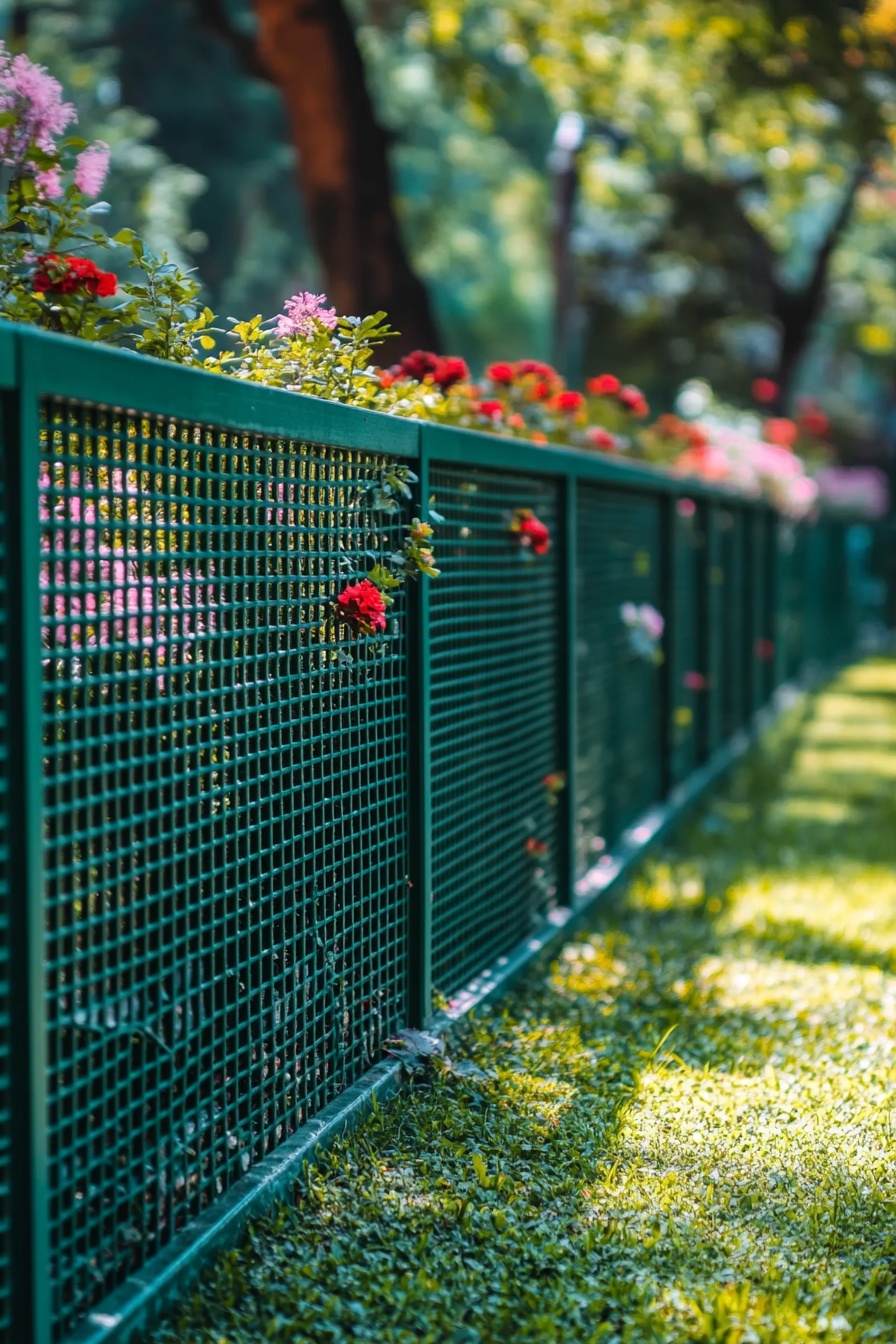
[251, 0, 440, 356]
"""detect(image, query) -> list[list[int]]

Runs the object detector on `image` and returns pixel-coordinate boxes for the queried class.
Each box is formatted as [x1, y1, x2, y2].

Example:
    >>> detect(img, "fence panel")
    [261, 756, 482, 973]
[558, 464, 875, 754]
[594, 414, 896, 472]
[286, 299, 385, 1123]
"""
[427, 463, 562, 996]
[668, 499, 701, 786]
[720, 509, 748, 738]
[36, 396, 412, 1334]
[575, 485, 663, 865]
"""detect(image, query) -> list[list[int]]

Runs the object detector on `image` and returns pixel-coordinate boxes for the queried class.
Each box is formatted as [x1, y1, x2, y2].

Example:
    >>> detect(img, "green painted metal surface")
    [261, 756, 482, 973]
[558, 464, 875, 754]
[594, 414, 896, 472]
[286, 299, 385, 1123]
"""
[575, 485, 663, 870]
[35, 394, 411, 1336]
[427, 463, 562, 996]
[0, 328, 874, 1344]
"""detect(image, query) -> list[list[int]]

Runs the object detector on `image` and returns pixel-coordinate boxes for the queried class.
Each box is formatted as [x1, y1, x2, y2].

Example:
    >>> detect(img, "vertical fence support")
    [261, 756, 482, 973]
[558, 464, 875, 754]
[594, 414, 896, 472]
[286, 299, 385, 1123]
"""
[4, 377, 50, 1344]
[560, 475, 578, 904]
[407, 438, 432, 1028]
[705, 506, 723, 755]
[659, 493, 676, 796]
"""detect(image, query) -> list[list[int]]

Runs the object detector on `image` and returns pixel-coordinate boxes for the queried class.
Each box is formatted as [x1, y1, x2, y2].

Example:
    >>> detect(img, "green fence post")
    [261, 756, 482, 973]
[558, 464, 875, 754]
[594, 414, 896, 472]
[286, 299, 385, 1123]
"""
[3, 370, 50, 1344]
[705, 506, 723, 755]
[659, 494, 676, 796]
[561, 474, 578, 899]
[407, 438, 432, 1027]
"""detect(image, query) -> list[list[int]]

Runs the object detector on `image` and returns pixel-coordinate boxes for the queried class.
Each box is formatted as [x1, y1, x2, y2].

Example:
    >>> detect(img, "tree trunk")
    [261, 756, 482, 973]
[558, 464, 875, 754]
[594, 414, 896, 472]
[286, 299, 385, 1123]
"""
[770, 162, 868, 410]
[253, 0, 440, 356]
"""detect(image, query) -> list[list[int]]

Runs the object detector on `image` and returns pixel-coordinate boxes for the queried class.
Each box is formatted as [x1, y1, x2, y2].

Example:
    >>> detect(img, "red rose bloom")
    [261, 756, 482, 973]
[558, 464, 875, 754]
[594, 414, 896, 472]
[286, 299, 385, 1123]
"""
[587, 426, 618, 451]
[587, 373, 621, 396]
[511, 508, 551, 555]
[618, 384, 649, 417]
[752, 377, 779, 404]
[434, 355, 469, 390]
[552, 389, 585, 414]
[798, 403, 829, 437]
[394, 349, 441, 382]
[476, 399, 504, 419]
[34, 253, 117, 298]
[515, 359, 559, 381]
[336, 578, 387, 636]
[764, 417, 799, 448]
[525, 836, 548, 858]
[487, 361, 516, 384]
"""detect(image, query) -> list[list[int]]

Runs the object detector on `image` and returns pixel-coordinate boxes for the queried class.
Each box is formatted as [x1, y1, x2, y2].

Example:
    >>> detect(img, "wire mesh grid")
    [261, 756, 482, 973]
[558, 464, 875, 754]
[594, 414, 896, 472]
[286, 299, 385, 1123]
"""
[427, 464, 561, 996]
[575, 485, 663, 877]
[669, 500, 701, 786]
[37, 398, 411, 1334]
[719, 509, 747, 738]
[0, 436, 11, 1336]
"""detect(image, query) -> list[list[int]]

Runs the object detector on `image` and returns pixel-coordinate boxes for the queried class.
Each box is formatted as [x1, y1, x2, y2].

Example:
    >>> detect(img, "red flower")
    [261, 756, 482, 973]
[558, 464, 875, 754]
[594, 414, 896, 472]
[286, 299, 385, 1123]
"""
[752, 377, 779, 404]
[336, 578, 387, 636]
[392, 350, 469, 389]
[587, 426, 618, 451]
[587, 373, 621, 396]
[395, 349, 441, 382]
[618, 384, 649, 417]
[434, 355, 469, 390]
[797, 403, 829, 437]
[551, 389, 585, 414]
[33, 253, 117, 298]
[525, 837, 548, 858]
[487, 361, 516, 384]
[683, 670, 706, 690]
[511, 508, 551, 555]
[755, 639, 775, 661]
[475, 399, 504, 419]
[764, 417, 799, 448]
[515, 359, 559, 381]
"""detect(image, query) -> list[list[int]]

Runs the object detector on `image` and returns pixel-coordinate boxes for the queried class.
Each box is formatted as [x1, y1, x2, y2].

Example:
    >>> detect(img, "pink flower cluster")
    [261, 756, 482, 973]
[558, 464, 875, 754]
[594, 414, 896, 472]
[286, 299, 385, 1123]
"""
[814, 468, 890, 520]
[275, 292, 338, 340]
[0, 44, 109, 199]
[620, 602, 665, 663]
[674, 423, 820, 520]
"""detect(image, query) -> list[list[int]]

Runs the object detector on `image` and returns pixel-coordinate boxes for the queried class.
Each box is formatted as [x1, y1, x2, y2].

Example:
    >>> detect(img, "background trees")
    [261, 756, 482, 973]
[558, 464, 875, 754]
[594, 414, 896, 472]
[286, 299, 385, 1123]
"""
[7, 0, 896, 451]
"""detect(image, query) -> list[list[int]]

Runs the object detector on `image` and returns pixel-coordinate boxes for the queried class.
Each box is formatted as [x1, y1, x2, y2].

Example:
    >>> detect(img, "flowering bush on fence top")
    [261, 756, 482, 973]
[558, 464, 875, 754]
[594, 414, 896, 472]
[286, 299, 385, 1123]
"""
[0, 45, 886, 525]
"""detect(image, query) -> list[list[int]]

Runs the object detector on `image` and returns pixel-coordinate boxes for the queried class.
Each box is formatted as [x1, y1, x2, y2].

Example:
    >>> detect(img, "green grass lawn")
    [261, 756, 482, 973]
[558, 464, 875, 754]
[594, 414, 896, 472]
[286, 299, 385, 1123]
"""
[157, 659, 896, 1344]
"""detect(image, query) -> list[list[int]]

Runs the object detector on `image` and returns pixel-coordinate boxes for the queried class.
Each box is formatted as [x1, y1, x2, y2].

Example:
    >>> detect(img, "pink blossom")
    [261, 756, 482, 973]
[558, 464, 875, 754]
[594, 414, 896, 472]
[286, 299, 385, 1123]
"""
[814, 468, 889, 520]
[275, 291, 338, 339]
[73, 141, 109, 198]
[0, 47, 75, 164]
[34, 167, 63, 199]
[620, 601, 665, 659]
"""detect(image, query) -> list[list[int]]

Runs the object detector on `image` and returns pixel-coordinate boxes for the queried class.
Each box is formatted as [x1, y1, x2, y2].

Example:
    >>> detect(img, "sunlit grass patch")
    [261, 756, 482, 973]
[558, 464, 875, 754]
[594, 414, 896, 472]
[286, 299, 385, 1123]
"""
[156, 660, 896, 1344]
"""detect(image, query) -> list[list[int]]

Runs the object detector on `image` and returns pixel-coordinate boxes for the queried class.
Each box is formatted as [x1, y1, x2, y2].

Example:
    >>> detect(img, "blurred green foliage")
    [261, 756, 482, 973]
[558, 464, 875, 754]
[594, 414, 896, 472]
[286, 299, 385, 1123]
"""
[9, 0, 896, 446]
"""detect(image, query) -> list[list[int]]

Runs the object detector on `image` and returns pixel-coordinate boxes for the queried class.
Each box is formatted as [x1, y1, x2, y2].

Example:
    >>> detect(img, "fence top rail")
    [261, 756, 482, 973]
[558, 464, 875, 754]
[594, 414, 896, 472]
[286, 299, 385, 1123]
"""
[420, 422, 768, 507]
[9, 325, 421, 459]
[0, 324, 818, 516]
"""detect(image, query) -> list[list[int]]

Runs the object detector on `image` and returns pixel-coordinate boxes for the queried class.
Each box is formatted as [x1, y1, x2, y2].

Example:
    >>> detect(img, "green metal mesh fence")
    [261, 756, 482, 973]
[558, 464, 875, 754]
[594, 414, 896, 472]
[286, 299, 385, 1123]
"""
[37, 398, 411, 1334]
[720, 508, 748, 739]
[427, 464, 561, 995]
[668, 500, 701, 787]
[575, 486, 663, 876]
[0, 328, 877, 1344]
